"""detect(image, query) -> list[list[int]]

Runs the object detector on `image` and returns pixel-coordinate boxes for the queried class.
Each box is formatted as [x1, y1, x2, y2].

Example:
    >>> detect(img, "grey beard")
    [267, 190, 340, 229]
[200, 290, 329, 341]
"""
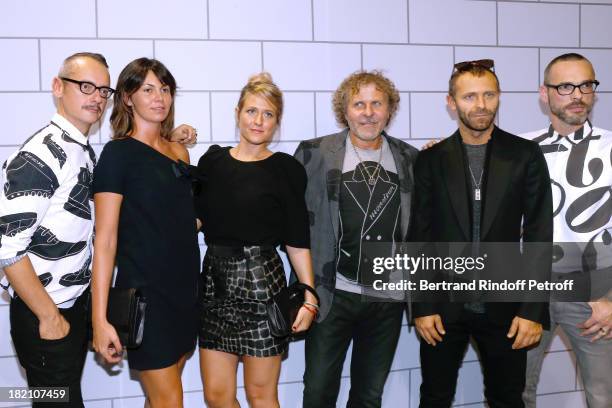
[551, 106, 590, 126]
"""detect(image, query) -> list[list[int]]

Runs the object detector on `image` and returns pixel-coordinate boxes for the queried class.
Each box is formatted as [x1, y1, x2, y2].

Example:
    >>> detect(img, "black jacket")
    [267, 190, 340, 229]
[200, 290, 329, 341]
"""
[410, 126, 552, 327]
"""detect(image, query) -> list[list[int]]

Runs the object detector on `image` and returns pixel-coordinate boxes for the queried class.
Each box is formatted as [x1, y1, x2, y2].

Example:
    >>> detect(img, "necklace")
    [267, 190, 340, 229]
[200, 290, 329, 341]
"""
[468, 165, 484, 201]
[351, 138, 383, 186]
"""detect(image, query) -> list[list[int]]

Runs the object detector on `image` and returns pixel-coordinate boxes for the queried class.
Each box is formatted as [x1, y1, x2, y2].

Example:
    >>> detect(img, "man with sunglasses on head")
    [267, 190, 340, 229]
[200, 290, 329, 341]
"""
[0, 52, 196, 407]
[410, 59, 552, 407]
[522, 53, 612, 408]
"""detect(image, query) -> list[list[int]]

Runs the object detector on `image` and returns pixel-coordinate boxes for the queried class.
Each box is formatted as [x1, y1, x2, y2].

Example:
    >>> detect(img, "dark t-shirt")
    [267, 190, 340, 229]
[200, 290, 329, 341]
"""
[194, 146, 310, 248]
[463, 142, 488, 313]
[464, 142, 487, 243]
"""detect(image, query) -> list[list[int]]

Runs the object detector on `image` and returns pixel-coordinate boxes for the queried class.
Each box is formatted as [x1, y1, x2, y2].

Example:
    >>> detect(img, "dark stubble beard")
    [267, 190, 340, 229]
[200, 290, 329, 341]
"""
[457, 107, 497, 132]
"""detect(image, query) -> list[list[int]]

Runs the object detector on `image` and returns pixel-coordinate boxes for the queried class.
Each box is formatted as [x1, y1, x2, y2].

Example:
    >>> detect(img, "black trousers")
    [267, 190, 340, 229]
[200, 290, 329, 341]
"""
[303, 290, 403, 408]
[10, 293, 88, 408]
[419, 309, 526, 408]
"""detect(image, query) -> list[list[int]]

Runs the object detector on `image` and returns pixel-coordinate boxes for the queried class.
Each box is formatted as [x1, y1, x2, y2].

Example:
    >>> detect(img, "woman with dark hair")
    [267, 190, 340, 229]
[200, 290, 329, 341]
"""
[195, 72, 317, 408]
[91, 58, 200, 407]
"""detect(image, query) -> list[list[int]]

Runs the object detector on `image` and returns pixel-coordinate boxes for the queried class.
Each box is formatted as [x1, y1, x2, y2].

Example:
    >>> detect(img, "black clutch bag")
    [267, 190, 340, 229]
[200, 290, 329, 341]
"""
[106, 288, 147, 349]
[267, 282, 320, 338]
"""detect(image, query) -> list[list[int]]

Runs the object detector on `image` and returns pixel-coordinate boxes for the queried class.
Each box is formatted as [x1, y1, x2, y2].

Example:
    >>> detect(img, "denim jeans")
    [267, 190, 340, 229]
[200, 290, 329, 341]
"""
[524, 301, 612, 408]
[302, 290, 403, 408]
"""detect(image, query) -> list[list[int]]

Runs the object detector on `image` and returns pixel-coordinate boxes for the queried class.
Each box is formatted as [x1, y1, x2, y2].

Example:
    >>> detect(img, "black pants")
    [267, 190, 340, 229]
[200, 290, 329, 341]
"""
[419, 309, 526, 408]
[10, 293, 88, 408]
[303, 290, 403, 408]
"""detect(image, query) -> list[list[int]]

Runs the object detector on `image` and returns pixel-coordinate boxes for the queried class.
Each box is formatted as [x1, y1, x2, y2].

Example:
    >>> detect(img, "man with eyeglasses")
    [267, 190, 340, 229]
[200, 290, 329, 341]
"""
[0, 52, 112, 407]
[0, 52, 195, 407]
[522, 53, 612, 408]
[411, 59, 552, 407]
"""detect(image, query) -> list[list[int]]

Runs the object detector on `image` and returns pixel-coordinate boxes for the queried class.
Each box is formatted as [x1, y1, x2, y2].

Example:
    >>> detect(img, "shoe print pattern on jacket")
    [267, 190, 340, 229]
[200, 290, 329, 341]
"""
[59, 255, 91, 286]
[21, 225, 86, 260]
[43, 134, 67, 168]
[3, 151, 59, 200]
[63, 167, 92, 220]
[0, 212, 37, 247]
[38, 272, 52, 287]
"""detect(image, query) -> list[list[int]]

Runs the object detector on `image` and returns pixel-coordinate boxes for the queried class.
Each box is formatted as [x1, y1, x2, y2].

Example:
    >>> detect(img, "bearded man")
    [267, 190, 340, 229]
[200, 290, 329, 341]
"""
[410, 59, 553, 408]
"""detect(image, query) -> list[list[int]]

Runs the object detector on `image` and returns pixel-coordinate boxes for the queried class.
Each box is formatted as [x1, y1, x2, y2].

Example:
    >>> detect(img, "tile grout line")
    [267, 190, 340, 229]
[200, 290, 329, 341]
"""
[37, 39, 42, 91]
[206, 0, 211, 40]
[2, 36, 612, 49]
[0, 90, 571, 94]
[408, 92, 412, 139]
[360, 43, 364, 69]
[408, 359, 412, 408]
[538, 47, 541, 86]
[496, 1, 499, 47]
[94, 0, 99, 38]
[208, 92, 213, 142]
[310, 0, 315, 41]
[406, 0, 410, 44]
[260, 41, 264, 71]
[483, 0, 606, 5]
[578, 4, 582, 48]
[313, 92, 318, 137]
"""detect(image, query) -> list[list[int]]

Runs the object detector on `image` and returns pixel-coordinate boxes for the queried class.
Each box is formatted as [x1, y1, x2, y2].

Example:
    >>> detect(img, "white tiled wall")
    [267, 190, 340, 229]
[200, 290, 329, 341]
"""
[498, 3, 580, 47]
[2, 0, 611, 407]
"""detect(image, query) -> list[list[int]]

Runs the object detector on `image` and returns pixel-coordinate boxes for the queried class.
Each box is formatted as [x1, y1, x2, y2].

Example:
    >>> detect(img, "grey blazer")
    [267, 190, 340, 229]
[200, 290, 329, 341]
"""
[294, 129, 419, 321]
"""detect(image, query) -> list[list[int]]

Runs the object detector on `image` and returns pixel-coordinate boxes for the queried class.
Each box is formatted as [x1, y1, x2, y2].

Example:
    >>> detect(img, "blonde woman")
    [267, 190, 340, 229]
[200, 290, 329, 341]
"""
[194, 73, 317, 408]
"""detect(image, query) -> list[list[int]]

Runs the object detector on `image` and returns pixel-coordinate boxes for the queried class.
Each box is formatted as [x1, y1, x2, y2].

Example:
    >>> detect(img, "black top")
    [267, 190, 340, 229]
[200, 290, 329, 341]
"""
[92, 137, 200, 310]
[194, 145, 310, 248]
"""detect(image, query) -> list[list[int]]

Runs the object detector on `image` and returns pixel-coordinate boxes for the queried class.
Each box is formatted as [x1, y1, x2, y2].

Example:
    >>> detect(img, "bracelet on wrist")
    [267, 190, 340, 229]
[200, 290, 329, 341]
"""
[302, 304, 317, 316]
[303, 301, 319, 310]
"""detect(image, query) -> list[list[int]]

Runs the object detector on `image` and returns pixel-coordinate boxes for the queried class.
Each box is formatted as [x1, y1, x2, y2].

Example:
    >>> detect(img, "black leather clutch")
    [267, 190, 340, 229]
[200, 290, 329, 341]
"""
[106, 288, 147, 349]
[267, 282, 319, 338]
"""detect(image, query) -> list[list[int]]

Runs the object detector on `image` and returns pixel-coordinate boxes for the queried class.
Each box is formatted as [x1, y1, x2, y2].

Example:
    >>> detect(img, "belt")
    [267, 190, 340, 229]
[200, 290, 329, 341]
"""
[206, 245, 276, 258]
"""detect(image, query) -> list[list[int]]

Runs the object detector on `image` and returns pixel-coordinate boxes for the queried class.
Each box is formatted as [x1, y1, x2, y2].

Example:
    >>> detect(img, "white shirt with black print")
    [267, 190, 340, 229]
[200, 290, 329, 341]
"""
[0, 113, 95, 305]
[523, 121, 612, 293]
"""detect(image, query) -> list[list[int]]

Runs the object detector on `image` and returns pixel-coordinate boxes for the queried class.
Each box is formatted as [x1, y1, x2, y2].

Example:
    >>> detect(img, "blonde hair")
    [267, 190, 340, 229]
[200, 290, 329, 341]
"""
[332, 70, 400, 128]
[236, 72, 283, 123]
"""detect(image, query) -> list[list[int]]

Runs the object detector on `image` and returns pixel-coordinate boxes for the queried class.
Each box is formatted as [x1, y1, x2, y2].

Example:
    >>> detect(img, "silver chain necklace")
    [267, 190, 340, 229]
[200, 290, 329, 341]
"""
[351, 138, 383, 186]
[468, 165, 484, 201]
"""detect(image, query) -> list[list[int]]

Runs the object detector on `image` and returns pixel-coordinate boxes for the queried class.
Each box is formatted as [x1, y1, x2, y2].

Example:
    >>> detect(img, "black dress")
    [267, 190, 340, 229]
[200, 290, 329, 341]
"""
[194, 146, 309, 357]
[93, 137, 200, 370]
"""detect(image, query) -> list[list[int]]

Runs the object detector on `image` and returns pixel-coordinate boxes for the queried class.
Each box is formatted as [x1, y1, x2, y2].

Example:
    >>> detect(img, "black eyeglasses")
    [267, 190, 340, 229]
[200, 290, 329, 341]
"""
[60, 77, 115, 99]
[544, 80, 600, 96]
[453, 59, 495, 73]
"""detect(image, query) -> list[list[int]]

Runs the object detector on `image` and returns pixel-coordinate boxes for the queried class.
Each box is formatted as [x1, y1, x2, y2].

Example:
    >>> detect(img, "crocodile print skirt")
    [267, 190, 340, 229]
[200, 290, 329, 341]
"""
[198, 245, 288, 357]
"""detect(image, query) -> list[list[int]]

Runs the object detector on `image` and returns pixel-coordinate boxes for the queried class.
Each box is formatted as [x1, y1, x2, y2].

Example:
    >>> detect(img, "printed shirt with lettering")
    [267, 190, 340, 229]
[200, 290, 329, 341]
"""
[0, 113, 95, 305]
[336, 136, 402, 295]
[522, 120, 612, 272]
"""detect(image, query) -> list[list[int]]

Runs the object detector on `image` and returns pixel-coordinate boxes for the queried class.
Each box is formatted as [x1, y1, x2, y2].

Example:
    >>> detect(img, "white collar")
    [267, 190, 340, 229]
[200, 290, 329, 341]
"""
[50, 113, 89, 147]
[549, 120, 594, 143]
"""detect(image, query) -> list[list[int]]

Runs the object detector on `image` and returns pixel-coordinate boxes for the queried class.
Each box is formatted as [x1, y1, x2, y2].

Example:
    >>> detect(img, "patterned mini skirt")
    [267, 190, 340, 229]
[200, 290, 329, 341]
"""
[198, 245, 288, 357]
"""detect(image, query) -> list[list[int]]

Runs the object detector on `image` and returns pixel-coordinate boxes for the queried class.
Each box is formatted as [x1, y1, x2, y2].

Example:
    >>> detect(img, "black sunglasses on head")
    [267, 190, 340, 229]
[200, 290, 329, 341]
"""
[453, 59, 495, 73]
